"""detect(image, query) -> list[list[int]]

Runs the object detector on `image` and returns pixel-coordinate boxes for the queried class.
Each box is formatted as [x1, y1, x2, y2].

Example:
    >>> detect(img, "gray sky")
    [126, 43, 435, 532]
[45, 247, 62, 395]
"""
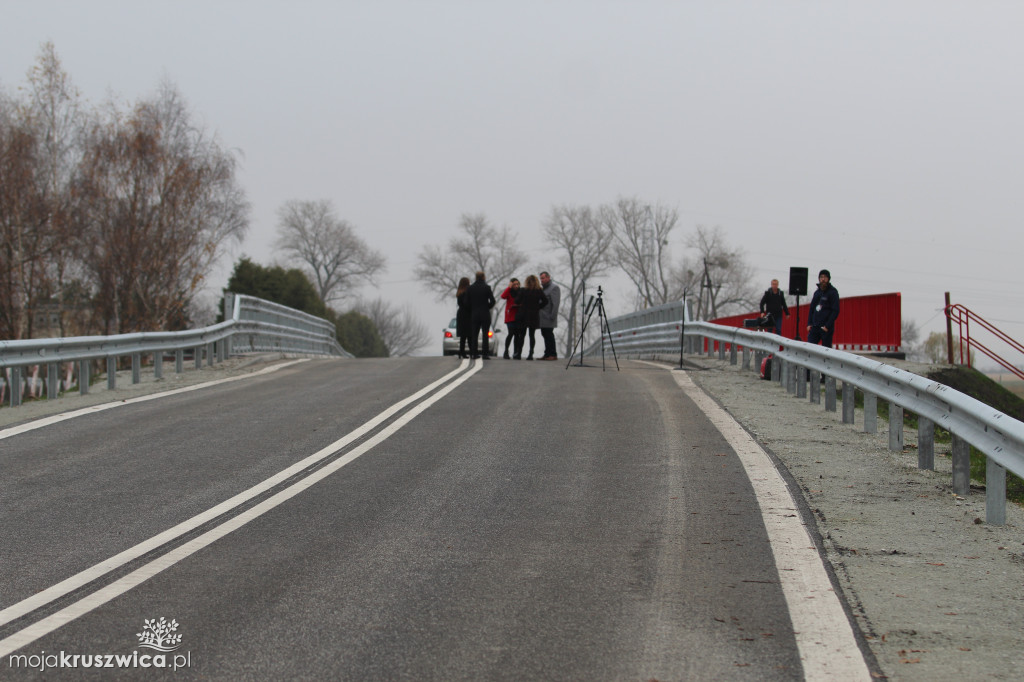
[3, 1, 1022, 357]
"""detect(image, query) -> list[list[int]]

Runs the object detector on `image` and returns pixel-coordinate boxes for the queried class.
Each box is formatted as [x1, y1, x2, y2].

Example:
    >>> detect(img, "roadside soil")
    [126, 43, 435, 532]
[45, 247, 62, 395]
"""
[677, 354, 1024, 681]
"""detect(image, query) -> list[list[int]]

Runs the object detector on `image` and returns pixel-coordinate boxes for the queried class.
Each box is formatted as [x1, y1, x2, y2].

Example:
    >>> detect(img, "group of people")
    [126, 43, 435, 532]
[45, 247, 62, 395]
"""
[759, 269, 840, 347]
[454, 270, 561, 360]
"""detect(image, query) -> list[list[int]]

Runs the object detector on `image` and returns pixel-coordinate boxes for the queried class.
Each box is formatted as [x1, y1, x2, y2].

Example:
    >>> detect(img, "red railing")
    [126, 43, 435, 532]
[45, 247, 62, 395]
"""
[945, 304, 1024, 380]
[710, 292, 903, 352]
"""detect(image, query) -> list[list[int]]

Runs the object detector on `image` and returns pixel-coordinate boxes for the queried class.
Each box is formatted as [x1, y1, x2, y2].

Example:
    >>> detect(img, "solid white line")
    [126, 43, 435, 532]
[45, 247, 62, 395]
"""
[648, 363, 871, 681]
[0, 359, 474, 639]
[0, 359, 310, 441]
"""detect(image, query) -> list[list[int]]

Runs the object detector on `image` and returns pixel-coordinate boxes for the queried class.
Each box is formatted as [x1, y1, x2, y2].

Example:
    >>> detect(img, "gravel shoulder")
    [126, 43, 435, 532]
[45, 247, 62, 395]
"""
[671, 354, 1024, 681]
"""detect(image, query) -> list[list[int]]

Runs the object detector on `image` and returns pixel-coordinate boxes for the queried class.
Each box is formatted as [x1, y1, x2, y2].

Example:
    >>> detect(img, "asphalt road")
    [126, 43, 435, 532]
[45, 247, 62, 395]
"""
[0, 356, 869, 680]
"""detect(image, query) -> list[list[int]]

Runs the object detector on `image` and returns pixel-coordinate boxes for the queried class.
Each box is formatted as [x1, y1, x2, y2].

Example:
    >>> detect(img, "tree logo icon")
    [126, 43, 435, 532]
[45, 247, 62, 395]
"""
[136, 617, 183, 652]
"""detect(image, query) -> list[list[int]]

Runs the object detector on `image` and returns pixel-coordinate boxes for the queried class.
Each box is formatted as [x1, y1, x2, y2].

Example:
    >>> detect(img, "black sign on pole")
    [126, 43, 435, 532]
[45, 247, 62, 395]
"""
[789, 267, 808, 340]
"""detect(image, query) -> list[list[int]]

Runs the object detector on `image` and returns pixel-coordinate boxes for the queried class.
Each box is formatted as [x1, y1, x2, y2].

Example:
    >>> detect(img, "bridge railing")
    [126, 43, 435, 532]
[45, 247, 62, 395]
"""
[0, 294, 351, 408]
[594, 314, 1024, 526]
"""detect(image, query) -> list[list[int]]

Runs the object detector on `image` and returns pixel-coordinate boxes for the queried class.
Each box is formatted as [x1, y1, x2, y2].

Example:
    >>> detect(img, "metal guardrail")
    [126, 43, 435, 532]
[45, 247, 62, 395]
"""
[593, 309, 1024, 525]
[0, 294, 351, 408]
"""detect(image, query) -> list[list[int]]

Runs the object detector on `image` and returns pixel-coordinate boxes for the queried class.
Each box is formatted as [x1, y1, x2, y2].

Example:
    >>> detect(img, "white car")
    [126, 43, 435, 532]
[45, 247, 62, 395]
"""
[442, 318, 501, 356]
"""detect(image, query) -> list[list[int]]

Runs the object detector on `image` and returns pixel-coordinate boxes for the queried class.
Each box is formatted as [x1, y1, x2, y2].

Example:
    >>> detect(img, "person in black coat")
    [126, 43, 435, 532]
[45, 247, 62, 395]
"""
[759, 278, 790, 335]
[465, 270, 496, 359]
[807, 269, 840, 347]
[512, 274, 548, 360]
[455, 277, 471, 358]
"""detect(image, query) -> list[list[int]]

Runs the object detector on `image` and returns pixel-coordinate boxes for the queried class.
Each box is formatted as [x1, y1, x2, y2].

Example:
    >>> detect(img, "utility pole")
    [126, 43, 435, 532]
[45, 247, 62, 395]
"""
[945, 291, 955, 364]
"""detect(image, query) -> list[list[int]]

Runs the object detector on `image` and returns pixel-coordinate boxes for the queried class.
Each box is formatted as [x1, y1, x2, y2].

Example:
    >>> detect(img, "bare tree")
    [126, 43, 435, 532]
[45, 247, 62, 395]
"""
[542, 203, 614, 351]
[74, 81, 249, 333]
[414, 212, 528, 325]
[602, 197, 680, 308]
[355, 297, 431, 357]
[275, 199, 385, 304]
[678, 225, 758, 320]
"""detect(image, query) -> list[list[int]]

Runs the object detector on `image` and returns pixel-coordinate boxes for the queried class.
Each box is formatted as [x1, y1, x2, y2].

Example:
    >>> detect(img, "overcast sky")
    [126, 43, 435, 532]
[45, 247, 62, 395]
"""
[3, 1, 1022, 357]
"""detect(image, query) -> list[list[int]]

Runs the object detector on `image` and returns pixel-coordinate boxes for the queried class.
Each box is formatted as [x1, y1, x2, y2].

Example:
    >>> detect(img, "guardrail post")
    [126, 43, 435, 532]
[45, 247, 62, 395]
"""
[706, 338, 714, 359]
[952, 435, 970, 496]
[785, 361, 795, 393]
[917, 417, 934, 470]
[154, 352, 163, 379]
[842, 382, 855, 424]
[729, 343, 737, 365]
[79, 360, 90, 395]
[771, 356, 781, 383]
[741, 347, 750, 370]
[176, 349, 184, 374]
[107, 357, 117, 390]
[207, 342, 215, 367]
[825, 376, 837, 412]
[888, 403, 903, 451]
[986, 461, 1006, 525]
[194, 347, 202, 370]
[809, 369, 821, 404]
[863, 393, 877, 434]
[796, 366, 807, 398]
[10, 367, 22, 406]
[132, 353, 141, 384]
[47, 362, 58, 399]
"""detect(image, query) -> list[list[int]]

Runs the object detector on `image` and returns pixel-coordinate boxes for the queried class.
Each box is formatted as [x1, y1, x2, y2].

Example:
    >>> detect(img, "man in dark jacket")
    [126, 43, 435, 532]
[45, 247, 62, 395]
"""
[806, 269, 839, 348]
[466, 270, 496, 359]
[759, 278, 790, 335]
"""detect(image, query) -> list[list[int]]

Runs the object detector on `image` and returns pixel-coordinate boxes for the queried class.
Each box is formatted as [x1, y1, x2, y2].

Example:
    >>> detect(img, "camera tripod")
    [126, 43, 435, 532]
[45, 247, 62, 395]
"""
[566, 286, 619, 371]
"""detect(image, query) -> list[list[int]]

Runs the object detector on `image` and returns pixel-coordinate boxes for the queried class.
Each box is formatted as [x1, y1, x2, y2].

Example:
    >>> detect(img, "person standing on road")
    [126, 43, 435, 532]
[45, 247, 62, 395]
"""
[806, 269, 840, 348]
[513, 274, 548, 360]
[455, 277, 471, 359]
[466, 271, 496, 359]
[759, 278, 790, 335]
[538, 271, 561, 360]
[499, 278, 521, 359]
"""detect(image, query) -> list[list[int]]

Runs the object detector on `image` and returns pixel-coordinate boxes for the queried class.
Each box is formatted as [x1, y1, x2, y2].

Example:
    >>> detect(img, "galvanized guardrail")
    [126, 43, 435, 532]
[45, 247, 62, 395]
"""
[0, 294, 351, 408]
[593, 302, 1024, 525]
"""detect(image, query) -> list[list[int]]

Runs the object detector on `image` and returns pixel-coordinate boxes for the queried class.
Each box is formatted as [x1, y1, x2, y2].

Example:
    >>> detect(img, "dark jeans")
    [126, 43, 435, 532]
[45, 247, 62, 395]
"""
[807, 325, 834, 348]
[514, 325, 536, 357]
[504, 322, 520, 353]
[540, 327, 556, 358]
[469, 319, 490, 357]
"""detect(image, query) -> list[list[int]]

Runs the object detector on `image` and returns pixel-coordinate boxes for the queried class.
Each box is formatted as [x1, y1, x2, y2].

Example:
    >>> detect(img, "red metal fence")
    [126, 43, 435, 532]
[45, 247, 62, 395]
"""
[710, 292, 902, 352]
[945, 304, 1024, 380]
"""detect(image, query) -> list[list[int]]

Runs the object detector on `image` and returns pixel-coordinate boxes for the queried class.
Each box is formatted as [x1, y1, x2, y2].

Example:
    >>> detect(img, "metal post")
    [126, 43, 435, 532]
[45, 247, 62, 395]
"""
[107, 357, 117, 390]
[47, 362, 58, 399]
[842, 382, 855, 424]
[796, 366, 807, 399]
[951, 435, 971, 496]
[986, 460, 1006, 525]
[825, 376, 837, 412]
[10, 367, 22, 406]
[742, 347, 750, 370]
[132, 353, 141, 384]
[918, 418, 934, 470]
[771, 356, 781, 383]
[79, 360, 90, 395]
[154, 352, 163, 379]
[888, 402, 903, 451]
[176, 349, 184, 374]
[809, 369, 821, 404]
[863, 393, 877, 434]
[207, 343, 215, 367]
[194, 347, 202, 370]
[729, 343, 737, 365]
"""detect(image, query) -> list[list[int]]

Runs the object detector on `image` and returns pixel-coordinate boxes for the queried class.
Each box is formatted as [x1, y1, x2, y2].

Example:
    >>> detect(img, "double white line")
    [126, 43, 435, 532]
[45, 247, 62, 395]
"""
[0, 358, 481, 658]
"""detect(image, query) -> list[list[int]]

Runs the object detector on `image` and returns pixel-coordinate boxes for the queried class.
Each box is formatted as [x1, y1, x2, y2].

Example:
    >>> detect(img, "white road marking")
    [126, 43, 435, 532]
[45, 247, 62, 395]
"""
[651, 363, 871, 681]
[0, 359, 310, 441]
[0, 359, 478, 656]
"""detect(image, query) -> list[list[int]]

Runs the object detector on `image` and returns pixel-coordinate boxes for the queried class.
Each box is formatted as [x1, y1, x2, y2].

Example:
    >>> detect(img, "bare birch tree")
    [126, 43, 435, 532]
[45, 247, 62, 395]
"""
[542, 203, 614, 351]
[74, 82, 249, 333]
[414, 212, 528, 325]
[355, 297, 430, 356]
[679, 225, 759, 319]
[275, 199, 385, 304]
[602, 197, 681, 308]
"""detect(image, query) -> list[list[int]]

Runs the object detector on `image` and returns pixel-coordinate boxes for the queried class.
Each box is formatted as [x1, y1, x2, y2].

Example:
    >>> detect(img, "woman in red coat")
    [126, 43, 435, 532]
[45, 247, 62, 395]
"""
[499, 278, 521, 359]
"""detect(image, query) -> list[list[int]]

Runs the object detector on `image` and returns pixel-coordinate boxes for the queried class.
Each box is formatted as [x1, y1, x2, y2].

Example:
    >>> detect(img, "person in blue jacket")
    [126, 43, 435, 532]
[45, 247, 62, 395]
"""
[806, 269, 839, 347]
